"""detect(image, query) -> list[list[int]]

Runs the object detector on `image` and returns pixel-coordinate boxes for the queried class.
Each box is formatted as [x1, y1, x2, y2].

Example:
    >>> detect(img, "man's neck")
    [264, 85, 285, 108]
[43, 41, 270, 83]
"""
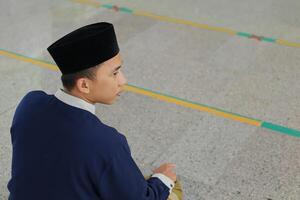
[62, 88, 95, 105]
[55, 88, 96, 114]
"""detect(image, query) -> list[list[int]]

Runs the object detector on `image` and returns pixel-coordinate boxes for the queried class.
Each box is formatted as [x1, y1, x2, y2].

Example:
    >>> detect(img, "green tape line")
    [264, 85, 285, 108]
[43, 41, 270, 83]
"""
[262, 37, 276, 43]
[237, 32, 276, 43]
[237, 32, 252, 38]
[119, 7, 133, 13]
[261, 122, 300, 138]
[101, 4, 133, 13]
[101, 4, 113, 9]
[237, 32, 277, 43]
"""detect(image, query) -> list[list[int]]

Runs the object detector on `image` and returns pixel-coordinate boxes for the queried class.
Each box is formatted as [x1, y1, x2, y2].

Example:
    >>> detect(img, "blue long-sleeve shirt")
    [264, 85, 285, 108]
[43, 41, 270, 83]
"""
[7, 91, 170, 199]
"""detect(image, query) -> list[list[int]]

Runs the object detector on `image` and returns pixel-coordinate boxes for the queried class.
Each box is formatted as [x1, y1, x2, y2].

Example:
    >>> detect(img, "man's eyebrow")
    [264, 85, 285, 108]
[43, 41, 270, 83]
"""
[113, 65, 122, 72]
[112, 61, 123, 71]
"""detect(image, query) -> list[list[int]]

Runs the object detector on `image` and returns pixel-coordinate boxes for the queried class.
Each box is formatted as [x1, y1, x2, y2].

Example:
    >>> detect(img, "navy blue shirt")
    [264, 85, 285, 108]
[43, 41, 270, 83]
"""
[8, 91, 169, 199]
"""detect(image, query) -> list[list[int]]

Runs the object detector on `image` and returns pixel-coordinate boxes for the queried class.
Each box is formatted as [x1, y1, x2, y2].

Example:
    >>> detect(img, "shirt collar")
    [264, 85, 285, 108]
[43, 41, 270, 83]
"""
[54, 89, 96, 115]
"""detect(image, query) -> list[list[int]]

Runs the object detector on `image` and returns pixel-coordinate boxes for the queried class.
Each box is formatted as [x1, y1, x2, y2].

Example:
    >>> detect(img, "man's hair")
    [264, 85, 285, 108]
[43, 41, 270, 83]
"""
[61, 64, 101, 91]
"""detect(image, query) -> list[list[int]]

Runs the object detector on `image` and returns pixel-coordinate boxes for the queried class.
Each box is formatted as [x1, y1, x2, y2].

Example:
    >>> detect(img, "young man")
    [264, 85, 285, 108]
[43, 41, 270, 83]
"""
[8, 22, 182, 199]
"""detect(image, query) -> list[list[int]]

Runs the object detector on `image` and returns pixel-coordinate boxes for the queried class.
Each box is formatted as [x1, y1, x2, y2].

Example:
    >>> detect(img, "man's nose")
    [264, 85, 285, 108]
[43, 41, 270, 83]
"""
[118, 71, 127, 86]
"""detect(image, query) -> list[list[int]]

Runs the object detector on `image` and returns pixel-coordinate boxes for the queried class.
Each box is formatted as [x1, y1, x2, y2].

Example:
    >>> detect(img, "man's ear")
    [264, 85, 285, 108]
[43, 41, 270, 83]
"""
[75, 78, 90, 94]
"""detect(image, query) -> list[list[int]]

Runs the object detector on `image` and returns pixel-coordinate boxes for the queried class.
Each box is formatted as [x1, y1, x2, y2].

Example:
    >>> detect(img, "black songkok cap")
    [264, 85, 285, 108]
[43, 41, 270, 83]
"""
[47, 22, 119, 75]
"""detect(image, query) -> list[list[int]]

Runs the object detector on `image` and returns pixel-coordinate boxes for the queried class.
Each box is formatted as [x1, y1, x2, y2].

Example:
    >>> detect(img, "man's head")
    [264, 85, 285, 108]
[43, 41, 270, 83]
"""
[47, 22, 126, 105]
[61, 53, 127, 105]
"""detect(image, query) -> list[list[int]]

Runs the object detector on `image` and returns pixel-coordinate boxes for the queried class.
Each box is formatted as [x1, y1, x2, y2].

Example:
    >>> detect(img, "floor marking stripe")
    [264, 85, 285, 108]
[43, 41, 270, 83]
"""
[71, 0, 300, 49]
[276, 39, 300, 48]
[1, 49, 299, 138]
[124, 84, 262, 127]
[262, 122, 300, 138]
[133, 11, 237, 35]
[0, 49, 58, 71]
[72, 0, 101, 7]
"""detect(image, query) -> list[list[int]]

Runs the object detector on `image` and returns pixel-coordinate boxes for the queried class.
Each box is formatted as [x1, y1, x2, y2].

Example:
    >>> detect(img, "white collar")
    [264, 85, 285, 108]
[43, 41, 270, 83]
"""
[54, 89, 96, 115]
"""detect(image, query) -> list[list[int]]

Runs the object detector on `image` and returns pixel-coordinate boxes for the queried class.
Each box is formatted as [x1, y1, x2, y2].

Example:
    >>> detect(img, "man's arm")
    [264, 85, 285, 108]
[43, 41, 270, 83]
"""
[97, 145, 171, 200]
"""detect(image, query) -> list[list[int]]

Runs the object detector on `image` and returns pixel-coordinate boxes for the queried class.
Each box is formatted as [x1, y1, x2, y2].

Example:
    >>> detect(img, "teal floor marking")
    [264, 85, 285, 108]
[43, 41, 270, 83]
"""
[262, 122, 300, 138]
[237, 32, 276, 43]
[119, 7, 133, 13]
[262, 37, 276, 43]
[101, 4, 113, 9]
[237, 32, 252, 38]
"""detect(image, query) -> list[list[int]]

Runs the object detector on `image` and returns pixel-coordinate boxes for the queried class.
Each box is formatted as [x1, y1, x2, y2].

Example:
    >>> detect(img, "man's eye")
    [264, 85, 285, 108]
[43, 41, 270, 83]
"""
[113, 71, 119, 76]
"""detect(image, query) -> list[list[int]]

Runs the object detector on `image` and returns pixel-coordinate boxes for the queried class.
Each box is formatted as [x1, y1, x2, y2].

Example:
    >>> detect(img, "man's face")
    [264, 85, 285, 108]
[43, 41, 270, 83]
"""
[88, 53, 127, 105]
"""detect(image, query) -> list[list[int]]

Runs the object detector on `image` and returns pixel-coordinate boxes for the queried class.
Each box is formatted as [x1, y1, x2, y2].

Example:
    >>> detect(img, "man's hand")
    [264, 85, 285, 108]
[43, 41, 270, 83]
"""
[152, 163, 177, 182]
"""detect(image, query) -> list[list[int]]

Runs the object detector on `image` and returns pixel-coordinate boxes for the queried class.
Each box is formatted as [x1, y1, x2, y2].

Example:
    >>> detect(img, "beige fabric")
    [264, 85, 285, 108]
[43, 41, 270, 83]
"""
[168, 192, 180, 200]
[145, 175, 183, 200]
[168, 179, 183, 200]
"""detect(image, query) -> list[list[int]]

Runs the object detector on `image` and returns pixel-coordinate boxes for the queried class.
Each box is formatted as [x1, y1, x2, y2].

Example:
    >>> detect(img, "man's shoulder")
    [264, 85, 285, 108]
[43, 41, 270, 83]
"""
[19, 90, 50, 105]
[17, 90, 51, 111]
[24, 90, 48, 99]
[82, 122, 129, 155]
[14, 90, 49, 115]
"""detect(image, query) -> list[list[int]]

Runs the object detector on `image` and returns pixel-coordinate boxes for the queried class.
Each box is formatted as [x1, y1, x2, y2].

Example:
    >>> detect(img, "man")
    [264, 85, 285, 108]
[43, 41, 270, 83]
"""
[7, 22, 182, 199]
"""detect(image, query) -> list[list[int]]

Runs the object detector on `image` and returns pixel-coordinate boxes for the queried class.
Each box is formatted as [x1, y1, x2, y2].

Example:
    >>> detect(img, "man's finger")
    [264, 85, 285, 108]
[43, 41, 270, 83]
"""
[167, 165, 176, 170]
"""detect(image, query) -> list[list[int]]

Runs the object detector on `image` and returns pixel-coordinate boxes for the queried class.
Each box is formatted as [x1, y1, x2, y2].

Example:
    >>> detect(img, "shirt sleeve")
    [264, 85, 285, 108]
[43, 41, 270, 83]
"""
[151, 173, 175, 192]
[97, 139, 170, 200]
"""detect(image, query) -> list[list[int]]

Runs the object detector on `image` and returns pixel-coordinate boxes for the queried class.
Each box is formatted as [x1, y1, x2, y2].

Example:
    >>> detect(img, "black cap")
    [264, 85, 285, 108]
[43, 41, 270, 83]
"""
[47, 22, 119, 75]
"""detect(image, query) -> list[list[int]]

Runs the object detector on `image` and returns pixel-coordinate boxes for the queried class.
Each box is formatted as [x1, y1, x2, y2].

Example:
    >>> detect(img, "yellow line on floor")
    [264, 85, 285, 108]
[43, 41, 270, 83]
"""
[71, 0, 300, 49]
[133, 11, 237, 35]
[0, 50, 58, 71]
[72, 0, 101, 7]
[124, 85, 262, 127]
[276, 39, 300, 48]
[0, 49, 262, 127]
